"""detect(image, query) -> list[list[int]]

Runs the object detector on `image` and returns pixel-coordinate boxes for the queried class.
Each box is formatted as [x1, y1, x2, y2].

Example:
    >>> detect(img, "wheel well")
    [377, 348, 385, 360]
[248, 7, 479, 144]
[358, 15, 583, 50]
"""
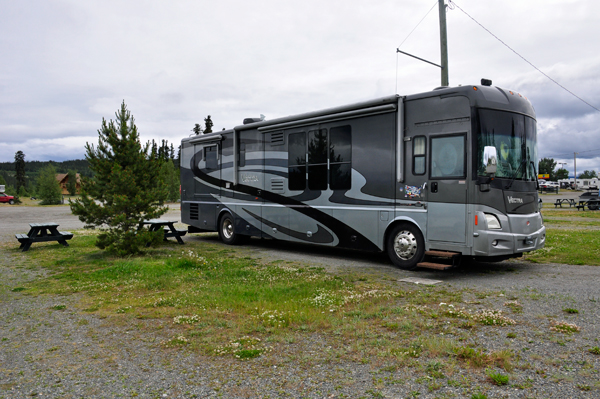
[383, 220, 424, 251]
[217, 209, 233, 225]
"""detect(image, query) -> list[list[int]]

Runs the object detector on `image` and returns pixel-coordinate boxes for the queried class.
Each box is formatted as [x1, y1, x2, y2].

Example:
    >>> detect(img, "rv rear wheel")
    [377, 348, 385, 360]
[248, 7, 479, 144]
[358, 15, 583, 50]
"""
[386, 223, 425, 270]
[218, 213, 243, 245]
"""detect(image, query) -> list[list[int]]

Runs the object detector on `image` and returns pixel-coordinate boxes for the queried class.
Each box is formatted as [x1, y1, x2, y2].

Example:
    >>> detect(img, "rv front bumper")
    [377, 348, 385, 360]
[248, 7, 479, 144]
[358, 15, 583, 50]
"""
[472, 225, 546, 257]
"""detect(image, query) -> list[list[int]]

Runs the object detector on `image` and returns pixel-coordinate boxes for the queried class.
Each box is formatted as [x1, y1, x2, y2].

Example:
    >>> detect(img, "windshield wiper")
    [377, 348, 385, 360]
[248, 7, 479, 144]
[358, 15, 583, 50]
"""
[505, 159, 527, 189]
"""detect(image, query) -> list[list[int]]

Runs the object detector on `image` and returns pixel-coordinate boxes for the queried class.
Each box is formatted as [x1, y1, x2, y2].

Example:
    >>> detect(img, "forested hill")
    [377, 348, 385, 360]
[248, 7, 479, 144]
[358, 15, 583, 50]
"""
[0, 159, 92, 177]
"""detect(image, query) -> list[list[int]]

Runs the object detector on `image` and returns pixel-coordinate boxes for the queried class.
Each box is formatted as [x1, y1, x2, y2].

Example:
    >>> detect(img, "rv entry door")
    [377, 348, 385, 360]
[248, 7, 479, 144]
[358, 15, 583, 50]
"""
[426, 133, 467, 243]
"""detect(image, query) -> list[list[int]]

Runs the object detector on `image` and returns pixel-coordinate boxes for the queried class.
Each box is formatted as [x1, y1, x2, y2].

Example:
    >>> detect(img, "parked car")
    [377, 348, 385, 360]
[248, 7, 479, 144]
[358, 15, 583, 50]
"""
[0, 193, 15, 205]
[579, 191, 599, 200]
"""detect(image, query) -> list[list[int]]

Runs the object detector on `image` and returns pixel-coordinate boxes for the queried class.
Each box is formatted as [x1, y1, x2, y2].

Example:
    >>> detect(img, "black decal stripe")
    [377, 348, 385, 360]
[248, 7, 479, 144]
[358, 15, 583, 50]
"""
[243, 208, 334, 244]
[191, 162, 380, 251]
[329, 190, 394, 206]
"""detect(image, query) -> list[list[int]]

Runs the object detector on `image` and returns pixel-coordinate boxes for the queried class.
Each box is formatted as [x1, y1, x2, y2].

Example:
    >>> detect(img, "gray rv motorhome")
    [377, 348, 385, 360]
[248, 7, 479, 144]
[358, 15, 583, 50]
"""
[180, 83, 545, 270]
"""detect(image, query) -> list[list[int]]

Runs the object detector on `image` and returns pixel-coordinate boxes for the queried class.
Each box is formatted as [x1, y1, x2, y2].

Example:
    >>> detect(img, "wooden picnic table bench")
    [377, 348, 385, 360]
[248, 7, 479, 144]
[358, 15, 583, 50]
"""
[16, 222, 73, 252]
[138, 219, 187, 246]
[554, 199, 575, 208]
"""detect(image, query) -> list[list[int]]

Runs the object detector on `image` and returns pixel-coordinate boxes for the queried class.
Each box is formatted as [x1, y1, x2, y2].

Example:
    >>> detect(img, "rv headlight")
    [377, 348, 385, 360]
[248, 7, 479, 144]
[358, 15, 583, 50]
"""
[485, 213, 502, 230]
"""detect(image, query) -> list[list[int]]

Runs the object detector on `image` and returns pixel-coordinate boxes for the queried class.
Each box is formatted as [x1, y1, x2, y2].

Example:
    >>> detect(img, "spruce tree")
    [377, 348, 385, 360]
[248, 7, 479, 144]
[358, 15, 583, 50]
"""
[14, 150, 26, 192]
[70, 101, 167, 255]
[37, 165, 63, 205]
[204, 115, 213, 133]
[159, 159, 180, 202]
[66, 169, 78, 195]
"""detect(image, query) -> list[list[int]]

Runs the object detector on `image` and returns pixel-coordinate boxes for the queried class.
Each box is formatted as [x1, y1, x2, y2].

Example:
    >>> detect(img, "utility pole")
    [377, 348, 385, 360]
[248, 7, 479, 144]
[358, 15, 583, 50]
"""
[574, 152, 578, 190]
[438, 0, 449, 87]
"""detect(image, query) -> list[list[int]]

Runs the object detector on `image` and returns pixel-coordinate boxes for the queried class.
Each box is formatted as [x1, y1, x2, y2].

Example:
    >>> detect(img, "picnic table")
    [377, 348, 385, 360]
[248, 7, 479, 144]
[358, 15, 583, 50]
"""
[138, 219, 187, 245]
[576, 199, 600, 211]
[15, 222, 73, 252]
[554, 198, 576, 208]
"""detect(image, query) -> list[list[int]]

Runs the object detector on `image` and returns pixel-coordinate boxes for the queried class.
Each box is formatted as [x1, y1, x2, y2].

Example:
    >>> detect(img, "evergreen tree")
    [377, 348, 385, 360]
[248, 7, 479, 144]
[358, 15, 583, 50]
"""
[192, 123, 202, 135]
[159, 159, 180, 202]
[66, 169, 78, 195]
[37, 165, 63, 205]
[14, 150, 26, 192]
[70, 101, 168, 255]
[204, 115, 213, 133]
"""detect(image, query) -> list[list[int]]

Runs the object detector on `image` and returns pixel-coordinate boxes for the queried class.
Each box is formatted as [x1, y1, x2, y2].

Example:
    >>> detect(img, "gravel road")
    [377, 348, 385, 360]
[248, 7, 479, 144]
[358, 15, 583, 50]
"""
[1, 203, 599, 398]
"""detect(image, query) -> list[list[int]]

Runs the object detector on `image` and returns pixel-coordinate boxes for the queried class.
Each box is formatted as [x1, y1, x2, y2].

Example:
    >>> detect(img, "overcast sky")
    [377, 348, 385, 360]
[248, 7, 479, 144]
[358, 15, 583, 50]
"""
[1, 0, 599, 177]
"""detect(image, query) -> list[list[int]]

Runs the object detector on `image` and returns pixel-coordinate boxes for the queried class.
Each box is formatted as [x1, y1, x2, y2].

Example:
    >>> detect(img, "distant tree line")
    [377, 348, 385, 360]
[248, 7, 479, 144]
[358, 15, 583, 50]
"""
[538, 157, 597, 181]
[1, 137, 181, 202]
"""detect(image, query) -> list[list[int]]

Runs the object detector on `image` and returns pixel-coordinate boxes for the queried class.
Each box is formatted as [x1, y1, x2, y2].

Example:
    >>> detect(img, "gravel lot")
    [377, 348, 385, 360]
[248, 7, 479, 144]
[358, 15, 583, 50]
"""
[1, 202, 600, 398]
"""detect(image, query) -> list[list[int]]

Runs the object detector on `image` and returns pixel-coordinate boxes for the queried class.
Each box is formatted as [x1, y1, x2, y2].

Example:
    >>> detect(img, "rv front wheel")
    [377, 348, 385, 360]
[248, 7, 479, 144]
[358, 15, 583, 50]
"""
[386, 224, 424, 270]
[218, 214, 242, 245]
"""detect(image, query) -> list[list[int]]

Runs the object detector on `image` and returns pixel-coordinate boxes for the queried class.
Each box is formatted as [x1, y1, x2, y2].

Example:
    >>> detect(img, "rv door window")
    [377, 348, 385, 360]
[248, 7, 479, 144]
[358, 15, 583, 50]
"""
[430, 135, 465, 179]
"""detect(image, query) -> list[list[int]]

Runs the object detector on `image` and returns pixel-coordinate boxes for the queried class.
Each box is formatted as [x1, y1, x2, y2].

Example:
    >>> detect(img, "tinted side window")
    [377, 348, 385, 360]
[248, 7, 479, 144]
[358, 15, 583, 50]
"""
[413, 136, 426, 175]
[288, 132, 306, 190]
[205, 146, 218, 171]
[329, 125, 351, 190]
[430, 135, 465, 179]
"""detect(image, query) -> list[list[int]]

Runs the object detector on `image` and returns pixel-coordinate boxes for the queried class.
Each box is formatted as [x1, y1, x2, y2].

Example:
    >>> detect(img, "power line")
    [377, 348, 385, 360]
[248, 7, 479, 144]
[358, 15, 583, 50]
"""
[545, 148, 600, 159]
[449, 0, 600, 114]
[396, 1, 438, 93]
[397, 1, 438, 49]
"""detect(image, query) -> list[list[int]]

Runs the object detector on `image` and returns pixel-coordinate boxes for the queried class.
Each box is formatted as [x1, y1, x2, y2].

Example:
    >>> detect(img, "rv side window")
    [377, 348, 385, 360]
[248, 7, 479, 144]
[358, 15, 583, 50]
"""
[308, 129, 328, 190]
[430, 134, 466, 179]
[288, 132, 306, 190]
[329, 125, 352, 190]
[413, 136, 426, 175]
[205, 146, 218, 171]
[239, 143, 246, 167]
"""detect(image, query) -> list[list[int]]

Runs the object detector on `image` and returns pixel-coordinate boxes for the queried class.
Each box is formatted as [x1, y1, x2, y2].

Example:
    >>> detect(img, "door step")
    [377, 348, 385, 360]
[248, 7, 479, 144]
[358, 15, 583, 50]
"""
[417, 250, 462, 271]
[424, 250, 460, 258]
[417, 262, 453, 271]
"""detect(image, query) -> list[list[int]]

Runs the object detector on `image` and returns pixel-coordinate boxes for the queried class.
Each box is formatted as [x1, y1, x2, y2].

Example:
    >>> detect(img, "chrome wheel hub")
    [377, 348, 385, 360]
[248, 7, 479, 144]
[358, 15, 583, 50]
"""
[393, 230, 417, 260]
[222, 220, 234, 239]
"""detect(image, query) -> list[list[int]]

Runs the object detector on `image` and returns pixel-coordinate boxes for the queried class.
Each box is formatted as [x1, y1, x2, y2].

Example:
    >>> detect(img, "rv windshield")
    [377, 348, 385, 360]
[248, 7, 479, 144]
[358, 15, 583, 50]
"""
[477, 109, 537, 181]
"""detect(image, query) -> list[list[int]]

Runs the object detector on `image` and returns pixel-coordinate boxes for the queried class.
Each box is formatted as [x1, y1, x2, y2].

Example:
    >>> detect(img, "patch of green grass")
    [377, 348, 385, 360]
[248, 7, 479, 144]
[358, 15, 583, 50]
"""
[563, 308, 579, 314]
[588, 346, 600, 355]
[14, 232, 517, 370]
[523, 228, 600, 266]
[486, 369, 509, 385]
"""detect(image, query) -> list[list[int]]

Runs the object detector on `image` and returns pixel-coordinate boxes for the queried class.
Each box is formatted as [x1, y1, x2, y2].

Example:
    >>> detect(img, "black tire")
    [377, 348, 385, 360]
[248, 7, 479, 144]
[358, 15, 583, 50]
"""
[588, 203, 598, 211]
[8, 199, 14, 205]
[218, 213, 243, 245]
[386, 223, 425, 270]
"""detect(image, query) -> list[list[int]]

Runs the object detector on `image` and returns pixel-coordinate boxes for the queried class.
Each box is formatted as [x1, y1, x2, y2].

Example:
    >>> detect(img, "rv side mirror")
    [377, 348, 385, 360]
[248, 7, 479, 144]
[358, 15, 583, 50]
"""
[483, 146, 497, 175]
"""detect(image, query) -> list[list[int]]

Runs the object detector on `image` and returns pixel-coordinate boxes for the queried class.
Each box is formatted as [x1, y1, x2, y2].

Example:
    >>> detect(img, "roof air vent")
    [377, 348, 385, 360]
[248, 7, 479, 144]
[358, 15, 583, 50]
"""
[243, 117, 263, 125]
[481, 78, 492, 86]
